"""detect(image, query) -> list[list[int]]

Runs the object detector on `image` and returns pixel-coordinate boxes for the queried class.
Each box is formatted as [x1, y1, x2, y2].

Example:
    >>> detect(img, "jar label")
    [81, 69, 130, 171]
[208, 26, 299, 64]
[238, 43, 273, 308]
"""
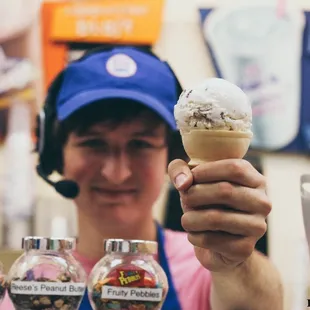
[116, 269, 145, 287]
[10, 281, 85, 296]
[91, 264, 167, 309]
[101, 285, 163, 302]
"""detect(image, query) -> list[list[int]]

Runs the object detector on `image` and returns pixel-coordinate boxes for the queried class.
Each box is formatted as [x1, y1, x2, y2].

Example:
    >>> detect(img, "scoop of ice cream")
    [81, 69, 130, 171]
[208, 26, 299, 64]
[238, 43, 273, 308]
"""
[174, 78, 252, 133]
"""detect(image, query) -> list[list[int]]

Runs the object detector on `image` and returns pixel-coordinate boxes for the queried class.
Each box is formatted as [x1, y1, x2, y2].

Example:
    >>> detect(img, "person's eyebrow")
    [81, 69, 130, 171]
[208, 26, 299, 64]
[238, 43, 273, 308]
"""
[74, 127, 162, 138]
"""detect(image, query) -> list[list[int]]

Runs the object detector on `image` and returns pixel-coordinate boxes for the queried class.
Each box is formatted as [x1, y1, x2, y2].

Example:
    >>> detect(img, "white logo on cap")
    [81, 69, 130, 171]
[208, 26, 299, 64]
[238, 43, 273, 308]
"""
[106, 53, 137, 78]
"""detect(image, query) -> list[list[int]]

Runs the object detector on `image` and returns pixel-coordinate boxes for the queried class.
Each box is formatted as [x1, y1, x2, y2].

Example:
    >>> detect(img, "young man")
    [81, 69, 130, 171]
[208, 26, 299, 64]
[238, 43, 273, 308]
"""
[1, 46, 283, 309]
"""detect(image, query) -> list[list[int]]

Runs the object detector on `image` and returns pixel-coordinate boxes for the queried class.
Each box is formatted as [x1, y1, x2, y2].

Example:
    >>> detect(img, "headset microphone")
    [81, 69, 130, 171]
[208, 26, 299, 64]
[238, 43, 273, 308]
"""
[36, 165, 80, 199]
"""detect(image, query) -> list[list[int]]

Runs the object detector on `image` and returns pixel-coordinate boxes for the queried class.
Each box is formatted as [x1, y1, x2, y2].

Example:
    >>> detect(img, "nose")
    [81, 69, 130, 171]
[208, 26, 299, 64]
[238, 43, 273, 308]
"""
[100, 151, 132, 184]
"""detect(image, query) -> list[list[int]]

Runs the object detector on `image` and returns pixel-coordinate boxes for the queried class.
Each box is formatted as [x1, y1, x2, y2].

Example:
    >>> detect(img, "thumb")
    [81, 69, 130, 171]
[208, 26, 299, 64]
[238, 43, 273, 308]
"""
[168, 159, 193, 191]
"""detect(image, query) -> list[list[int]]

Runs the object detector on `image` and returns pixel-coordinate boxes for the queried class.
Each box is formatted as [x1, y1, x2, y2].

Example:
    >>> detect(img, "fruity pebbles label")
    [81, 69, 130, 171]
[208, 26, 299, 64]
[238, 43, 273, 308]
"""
[91, 264, 165, 310]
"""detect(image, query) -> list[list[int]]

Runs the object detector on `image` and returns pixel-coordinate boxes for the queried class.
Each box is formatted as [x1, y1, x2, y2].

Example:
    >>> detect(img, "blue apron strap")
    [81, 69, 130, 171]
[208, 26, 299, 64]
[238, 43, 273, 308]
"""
[156, 223, 182, 310]
[78, 223, 182, 309]
[79, 289, 91, 309]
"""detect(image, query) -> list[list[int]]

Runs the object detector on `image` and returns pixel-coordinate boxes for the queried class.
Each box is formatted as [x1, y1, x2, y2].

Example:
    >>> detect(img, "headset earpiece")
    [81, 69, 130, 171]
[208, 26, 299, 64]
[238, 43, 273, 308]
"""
[35, 71, 65, 176]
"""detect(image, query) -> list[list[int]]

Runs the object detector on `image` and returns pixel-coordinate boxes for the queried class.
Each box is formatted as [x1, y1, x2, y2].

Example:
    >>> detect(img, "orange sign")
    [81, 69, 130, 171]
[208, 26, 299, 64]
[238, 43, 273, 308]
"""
[50, 0, 164, 44]
[41, 0, 165, 91]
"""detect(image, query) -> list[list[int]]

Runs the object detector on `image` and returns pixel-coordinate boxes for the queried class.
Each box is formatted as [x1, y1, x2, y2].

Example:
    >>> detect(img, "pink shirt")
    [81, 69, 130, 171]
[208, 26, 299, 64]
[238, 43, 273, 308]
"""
[0, 229, 212, 310]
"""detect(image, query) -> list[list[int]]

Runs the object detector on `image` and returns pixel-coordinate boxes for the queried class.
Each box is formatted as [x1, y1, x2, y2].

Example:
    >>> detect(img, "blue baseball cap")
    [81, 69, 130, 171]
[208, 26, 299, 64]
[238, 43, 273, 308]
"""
[56, 47, 179, 129]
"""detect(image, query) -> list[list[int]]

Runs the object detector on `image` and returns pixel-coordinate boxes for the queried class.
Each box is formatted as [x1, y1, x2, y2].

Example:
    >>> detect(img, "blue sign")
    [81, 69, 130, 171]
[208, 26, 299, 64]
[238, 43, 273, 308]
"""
[199, 7, 310, 154]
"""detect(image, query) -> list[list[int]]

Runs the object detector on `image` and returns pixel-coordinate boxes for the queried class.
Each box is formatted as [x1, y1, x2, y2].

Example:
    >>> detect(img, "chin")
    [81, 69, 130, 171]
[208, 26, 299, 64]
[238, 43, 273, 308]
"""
[94, 202, 148, 226]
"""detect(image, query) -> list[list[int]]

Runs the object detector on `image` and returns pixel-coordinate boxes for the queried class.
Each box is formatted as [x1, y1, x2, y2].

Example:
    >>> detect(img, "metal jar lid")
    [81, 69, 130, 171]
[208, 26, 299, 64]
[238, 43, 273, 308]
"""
[22, 237, 76, 251]
[104, 239, 158, 255]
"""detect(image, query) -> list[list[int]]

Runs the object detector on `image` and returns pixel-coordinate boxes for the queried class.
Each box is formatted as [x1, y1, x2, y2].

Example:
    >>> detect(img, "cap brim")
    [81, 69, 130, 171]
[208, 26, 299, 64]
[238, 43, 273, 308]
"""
[57, 88, 177, 130]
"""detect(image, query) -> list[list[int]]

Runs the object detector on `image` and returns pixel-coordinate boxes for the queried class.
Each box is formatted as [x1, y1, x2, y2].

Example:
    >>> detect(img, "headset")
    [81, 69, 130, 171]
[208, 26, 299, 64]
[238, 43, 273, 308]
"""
[35, 44, 184, 199]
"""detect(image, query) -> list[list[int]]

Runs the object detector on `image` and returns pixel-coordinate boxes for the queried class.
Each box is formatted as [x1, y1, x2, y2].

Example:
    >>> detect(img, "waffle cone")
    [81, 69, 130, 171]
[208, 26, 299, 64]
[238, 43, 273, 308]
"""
[180, 129, 252, 167]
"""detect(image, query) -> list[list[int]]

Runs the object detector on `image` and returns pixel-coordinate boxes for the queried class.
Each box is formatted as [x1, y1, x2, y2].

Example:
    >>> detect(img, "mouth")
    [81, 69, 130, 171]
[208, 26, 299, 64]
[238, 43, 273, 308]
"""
[91, 187, 137, 199]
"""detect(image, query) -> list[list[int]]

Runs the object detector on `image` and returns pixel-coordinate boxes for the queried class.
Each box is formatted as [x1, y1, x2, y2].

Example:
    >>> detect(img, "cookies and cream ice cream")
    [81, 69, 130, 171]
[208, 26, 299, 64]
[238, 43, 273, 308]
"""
[174, 78, 253, 166]
[174, 78, 252, 133]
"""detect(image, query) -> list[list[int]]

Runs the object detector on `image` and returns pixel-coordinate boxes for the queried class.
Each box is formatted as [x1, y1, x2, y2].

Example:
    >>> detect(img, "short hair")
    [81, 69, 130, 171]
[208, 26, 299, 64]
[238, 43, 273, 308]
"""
[52, 99, 188, 172]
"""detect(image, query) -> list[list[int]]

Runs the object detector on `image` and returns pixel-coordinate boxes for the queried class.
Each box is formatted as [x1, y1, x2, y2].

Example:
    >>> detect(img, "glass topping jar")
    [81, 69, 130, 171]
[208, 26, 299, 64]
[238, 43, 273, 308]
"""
[7, 236, 87, 310]
[88, 239, 169, 310]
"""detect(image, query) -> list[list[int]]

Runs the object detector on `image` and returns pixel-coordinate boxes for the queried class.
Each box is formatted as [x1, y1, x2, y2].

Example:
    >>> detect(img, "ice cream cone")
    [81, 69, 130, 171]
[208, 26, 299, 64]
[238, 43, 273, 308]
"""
[180, 129, 253, 167]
